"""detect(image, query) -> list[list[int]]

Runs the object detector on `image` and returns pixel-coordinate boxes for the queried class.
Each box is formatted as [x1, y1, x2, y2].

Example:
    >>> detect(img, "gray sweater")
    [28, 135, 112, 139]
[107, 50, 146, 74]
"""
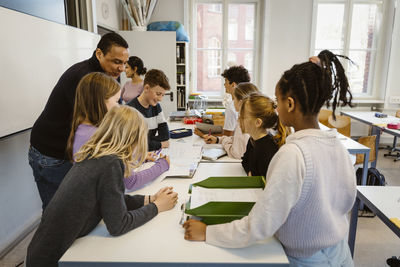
[26, 155, 158, 267]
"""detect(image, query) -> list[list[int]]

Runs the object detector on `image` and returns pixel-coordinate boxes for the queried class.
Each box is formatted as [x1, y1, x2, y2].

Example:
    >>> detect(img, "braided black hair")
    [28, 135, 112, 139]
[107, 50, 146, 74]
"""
[277, 50, 353, 119]
[127, 56, 147, 76]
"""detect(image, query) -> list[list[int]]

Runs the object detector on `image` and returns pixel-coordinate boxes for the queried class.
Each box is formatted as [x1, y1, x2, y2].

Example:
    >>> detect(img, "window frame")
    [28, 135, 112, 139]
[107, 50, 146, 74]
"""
[310, 0, 395, 100]
[189, 0, 261, 99]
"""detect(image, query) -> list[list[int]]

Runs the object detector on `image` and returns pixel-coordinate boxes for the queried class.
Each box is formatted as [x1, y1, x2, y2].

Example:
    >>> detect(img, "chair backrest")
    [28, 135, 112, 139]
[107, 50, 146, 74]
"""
[318, 109, 332, 126]
[396, 109, 400, 118]
[355, 135, 376, 164]
[327, 115, 351, 137]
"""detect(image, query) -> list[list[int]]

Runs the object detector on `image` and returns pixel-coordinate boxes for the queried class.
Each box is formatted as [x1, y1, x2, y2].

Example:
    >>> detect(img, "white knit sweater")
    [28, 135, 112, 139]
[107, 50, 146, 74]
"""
[218, 124, 250, 159]
[206, 128, 357, 258]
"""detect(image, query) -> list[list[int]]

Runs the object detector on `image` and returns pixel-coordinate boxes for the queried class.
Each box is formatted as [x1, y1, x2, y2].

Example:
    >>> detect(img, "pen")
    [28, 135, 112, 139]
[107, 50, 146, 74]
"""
[208, 128, 211, 136]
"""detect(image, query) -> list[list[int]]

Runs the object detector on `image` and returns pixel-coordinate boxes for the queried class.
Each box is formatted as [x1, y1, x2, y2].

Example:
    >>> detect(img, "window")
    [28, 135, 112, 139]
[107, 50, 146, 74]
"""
[191, 0, 259, 97]
[208, 38, 222, 77]
[311, 0, 392, 98]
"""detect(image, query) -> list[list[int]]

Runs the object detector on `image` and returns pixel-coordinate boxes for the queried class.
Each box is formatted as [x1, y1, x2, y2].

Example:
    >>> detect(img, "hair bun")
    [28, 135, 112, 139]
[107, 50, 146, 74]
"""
[141, 67, 147, 75]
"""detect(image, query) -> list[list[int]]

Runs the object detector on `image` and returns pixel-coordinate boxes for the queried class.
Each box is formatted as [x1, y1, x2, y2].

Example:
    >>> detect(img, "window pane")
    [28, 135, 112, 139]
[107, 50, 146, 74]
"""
[347, 50, 375, 94]
[196, 50, 222, 93]
[196, 3, 222, 49]
[350, 4, 380, 49]
[227, 50, 253, 79]
[315, 4, 345, 49]
[228, 4, 255, 49]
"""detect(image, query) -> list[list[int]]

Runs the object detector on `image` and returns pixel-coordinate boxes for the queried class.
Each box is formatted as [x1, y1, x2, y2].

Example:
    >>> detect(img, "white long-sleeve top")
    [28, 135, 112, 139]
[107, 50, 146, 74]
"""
[218, 124, 250, 159]
[206, 128, 356, 258]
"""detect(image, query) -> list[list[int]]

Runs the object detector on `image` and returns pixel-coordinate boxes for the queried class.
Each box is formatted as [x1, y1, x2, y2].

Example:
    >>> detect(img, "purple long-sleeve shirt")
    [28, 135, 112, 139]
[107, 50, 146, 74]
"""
[73, 124, 169, 191]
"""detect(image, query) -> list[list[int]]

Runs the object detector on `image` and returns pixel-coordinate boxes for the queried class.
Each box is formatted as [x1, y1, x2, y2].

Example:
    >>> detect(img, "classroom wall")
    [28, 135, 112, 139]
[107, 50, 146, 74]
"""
[148, 0, 184, 25]
[384, 0, 400, 111]
[261, 0, 313, 97]
[96, 0, 120, 31]
[0, 131, 42, 257]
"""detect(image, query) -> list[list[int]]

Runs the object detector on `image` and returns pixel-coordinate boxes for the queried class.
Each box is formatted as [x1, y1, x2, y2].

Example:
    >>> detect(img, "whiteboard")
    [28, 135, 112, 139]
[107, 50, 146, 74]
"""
[0, 7, 100, 138]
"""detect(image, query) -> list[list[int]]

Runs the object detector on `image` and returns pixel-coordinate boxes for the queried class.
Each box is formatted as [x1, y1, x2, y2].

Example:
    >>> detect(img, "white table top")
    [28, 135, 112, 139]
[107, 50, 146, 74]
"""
[341, 111, 400, 125]
[319, 124, 369, 153]
[357, 186, 400, 219]
[59, 163, 289, 266]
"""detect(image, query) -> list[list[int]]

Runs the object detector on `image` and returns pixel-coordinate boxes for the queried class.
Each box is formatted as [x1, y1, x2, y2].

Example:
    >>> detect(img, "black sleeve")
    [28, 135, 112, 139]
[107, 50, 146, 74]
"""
[124, 195, 145, 210]
[241, 140, 252, 174]
[98, 159, 158, 236]
[148, 135, 162, 151]
[153, 122, 170, 142]
[258, 138, 279, 177]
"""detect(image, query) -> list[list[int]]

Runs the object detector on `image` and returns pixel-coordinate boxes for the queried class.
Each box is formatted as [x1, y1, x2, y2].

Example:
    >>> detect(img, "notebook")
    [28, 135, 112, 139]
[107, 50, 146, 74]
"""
[202, 148, 227, 160]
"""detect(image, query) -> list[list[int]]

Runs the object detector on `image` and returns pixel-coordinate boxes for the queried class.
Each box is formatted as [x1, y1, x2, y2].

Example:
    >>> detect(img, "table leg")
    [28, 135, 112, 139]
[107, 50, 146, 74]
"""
[348, 196, 360, 257]
[371, 126, 381, 168]
[359, 151, 369, 210]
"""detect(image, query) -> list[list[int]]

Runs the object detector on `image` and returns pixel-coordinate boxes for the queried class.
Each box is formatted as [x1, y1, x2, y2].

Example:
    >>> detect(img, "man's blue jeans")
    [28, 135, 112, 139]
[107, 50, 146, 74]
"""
[28, 146, 72, 210]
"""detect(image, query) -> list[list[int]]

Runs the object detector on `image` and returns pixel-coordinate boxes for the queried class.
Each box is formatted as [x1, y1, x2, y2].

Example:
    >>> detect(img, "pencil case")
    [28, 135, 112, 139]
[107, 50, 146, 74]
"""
[169, 128, 193, 139]
[387, 123, 400, 129]
[375, 112, 387, 118]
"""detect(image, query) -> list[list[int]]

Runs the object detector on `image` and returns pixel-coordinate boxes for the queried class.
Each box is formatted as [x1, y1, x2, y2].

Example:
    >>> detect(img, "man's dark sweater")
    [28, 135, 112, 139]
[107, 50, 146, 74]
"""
[127, 97, 169, 151]
[30, 52, 104, 159]
[26, 155, 158, 267]
[241, 134, 279, 177]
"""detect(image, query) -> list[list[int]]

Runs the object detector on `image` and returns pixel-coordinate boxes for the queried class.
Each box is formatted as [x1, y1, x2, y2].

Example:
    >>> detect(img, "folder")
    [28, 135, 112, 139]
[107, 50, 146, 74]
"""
[185, 176, 265, 225]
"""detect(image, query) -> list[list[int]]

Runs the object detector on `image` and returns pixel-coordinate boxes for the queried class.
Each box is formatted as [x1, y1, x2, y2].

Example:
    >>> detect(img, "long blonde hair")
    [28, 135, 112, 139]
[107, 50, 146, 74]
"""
[233, 82, 259, 102]
[66, 72, 121, 160]
[74, 106, 148, 177]
[239, 94, 289, 147]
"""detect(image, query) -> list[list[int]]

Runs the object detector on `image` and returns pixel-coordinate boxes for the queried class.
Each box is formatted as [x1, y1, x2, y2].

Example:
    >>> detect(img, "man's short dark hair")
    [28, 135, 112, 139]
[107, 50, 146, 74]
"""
[97, 33, 129, 55]
[144, 69, 170, 90]
[221, 65, 250, 84]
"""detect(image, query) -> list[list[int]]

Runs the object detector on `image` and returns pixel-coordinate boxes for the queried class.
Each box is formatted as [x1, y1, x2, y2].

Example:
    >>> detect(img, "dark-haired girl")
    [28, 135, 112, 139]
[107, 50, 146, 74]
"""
[183, 50, 356, 266]
[122, 56, 147, 103]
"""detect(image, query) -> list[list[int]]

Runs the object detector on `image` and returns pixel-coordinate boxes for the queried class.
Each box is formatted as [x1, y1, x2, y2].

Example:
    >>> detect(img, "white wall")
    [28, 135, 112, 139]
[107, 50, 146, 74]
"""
[384, 0, 400, 111]
[96, 0, 121, 31]
[260, 0, 313, 97]
[0, 131, 42, 257]
[149, 0, 184, 25]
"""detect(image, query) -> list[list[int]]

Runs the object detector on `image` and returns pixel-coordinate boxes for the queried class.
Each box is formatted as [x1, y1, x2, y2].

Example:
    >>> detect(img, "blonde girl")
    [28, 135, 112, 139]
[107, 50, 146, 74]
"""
[240, 94, 288, 176]
[183, 50, 356, 267]
[202, 82, 259, 159]
[66, 72, 170, 191]
[27, 105, 178, 267]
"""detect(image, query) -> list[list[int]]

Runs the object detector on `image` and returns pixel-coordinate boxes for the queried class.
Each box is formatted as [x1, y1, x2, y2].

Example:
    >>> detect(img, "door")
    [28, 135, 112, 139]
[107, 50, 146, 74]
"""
[119, 31, 177, 117]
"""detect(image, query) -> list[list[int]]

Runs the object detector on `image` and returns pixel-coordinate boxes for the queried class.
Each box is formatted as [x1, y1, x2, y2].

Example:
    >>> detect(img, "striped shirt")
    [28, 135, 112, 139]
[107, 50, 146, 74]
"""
[127, 97, 170, 151]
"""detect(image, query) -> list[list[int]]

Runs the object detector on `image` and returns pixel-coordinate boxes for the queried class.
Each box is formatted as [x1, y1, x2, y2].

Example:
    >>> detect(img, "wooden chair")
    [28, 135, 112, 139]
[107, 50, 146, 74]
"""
[356, 135, 376, 165]
[318, 109, 332, 127]
[327, 115, 351, 137]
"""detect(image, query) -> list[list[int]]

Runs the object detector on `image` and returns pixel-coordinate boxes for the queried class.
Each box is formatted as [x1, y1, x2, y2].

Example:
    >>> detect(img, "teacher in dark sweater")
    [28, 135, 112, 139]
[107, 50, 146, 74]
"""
[29, 32, 129, 210]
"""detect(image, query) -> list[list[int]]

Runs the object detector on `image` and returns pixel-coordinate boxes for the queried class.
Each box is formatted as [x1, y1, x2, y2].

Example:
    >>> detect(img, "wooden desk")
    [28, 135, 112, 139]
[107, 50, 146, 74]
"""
[341, 111, 400, 167]
[59, 163, 289, 266]
[349, 186, 400, 256]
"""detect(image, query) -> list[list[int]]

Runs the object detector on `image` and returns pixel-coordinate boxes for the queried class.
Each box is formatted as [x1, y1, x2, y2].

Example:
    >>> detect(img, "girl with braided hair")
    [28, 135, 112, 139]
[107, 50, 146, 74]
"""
[183, 50, 356, 267]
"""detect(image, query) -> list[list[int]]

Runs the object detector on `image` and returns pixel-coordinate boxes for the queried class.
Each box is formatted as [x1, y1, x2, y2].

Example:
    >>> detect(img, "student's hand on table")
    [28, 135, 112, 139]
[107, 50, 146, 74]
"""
[203, 134, 217, 144]
[153, 187, 178, 212]
[248, 171, 252, 176]
[146, 152, 157, 162]
[194, 128, 204, 137]
[183, 219, 206, 241]
[159, 154, 170, 166]
[161, 140, 170, 148]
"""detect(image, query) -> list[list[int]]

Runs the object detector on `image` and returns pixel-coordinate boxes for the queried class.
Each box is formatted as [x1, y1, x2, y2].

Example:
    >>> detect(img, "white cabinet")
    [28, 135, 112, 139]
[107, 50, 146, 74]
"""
[119, 31, 177, 117]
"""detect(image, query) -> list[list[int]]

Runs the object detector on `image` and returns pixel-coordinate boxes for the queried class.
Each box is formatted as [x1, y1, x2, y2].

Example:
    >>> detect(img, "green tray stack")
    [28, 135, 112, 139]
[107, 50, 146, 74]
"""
[185, 176, 265, 225]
